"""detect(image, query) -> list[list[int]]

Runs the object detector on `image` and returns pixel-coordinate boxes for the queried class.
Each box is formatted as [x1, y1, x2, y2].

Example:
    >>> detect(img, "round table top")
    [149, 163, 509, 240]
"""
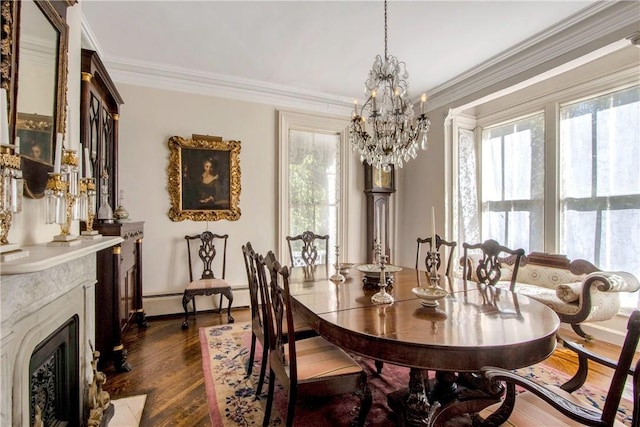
[288, 267, 560, 371]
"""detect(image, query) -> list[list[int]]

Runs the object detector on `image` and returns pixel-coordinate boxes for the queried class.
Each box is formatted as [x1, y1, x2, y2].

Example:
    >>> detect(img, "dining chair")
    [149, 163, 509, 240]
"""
[241, 242, 269, 395]
[415, 234, 457, 276]
[242, 242, 316, 396]
[262, 250, 372, 427]
[181, 231, 233, 329]
[479, 310, 640, 426]
[286, 230, 330, 277]
[462, 239, 525, 291]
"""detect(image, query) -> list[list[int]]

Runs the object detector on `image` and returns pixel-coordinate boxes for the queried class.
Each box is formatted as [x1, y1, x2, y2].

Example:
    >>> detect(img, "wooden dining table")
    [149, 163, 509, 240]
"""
[286, 265, 560, 426]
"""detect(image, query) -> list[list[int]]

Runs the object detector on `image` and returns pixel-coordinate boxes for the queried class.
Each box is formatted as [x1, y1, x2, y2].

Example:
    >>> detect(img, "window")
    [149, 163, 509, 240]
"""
[456, 84, 640, 310]
[559, 86, 640, 306]
[481, 113, 545, 251]
[287, 129, 340, 266]
[278, 111, 349, 267]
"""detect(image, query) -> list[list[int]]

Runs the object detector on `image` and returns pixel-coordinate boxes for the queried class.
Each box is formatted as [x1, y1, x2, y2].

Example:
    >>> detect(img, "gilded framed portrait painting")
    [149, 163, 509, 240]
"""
[167, 135, 241, 221]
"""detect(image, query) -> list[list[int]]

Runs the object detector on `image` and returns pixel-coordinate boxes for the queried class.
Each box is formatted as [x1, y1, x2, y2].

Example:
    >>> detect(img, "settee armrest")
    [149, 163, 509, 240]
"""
[556, 271, 640, 303]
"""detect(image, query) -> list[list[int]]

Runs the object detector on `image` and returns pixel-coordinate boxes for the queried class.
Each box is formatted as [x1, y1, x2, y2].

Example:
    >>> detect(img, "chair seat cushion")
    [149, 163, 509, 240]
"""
[186, 278, 230, 290]
[480, 385, 625, 426]
[286, 336, 362, 380]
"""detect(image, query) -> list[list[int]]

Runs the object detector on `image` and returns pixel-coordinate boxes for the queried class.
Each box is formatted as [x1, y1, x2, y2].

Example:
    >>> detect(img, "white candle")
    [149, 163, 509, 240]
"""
[0, 88, 9, 146]
[431, 206, 436, 243]
[14, 136, 20, 154]
[54, 133, 63, 173]
[78, 144, 83, 178]
[84, 147, 92, 178]
[381, 206, 385, 252]
[376, 204, 381, 245]
[420, 93, 427, 115]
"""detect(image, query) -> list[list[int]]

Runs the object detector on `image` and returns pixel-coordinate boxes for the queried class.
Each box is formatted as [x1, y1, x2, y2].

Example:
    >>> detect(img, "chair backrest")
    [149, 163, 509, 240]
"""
[242, 242, 264, 334]
[263, 250, 298, 387]
[286, 231, 329, 275]
[185, 231, 228, 281]
[415, 234, 457, 276]
[462, 239, 524, 290]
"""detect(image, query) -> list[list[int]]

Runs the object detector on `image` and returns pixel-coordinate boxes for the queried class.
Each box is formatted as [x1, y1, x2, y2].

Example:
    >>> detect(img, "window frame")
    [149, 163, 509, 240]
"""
[278, 110, 350, 264]
[452, 69, 640, 313]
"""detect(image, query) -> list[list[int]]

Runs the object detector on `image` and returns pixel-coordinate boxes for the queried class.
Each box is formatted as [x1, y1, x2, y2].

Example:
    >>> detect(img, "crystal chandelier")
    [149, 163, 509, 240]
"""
[349, 0, 430, 171]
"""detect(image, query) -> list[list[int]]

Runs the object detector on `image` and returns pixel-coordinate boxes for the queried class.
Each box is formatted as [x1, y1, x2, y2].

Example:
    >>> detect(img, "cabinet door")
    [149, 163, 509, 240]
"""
[80, 49, 124, 220]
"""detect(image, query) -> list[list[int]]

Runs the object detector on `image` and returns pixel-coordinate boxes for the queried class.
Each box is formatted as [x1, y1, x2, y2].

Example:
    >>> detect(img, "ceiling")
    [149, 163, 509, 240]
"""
[80, 1, 600, 104]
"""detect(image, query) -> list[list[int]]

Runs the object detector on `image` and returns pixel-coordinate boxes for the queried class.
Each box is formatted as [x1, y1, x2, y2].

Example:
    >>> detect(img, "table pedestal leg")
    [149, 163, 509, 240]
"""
[388, 369, 505, 427]
[388, 368, 440, 426]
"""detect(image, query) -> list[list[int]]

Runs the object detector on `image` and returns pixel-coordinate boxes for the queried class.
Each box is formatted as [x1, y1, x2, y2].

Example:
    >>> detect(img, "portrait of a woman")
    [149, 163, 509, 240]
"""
[197, 158, 219, 207]
[181, 149, 231, 211]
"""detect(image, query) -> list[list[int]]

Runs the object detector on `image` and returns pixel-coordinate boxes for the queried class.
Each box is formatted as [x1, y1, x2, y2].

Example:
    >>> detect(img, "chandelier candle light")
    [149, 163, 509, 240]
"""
[0, 88, 27, 261]
[350, 0, 431, 171]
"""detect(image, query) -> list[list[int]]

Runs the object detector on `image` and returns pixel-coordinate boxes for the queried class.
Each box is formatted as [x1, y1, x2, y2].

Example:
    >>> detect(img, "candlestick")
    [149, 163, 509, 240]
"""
[420, 93, 427, 115]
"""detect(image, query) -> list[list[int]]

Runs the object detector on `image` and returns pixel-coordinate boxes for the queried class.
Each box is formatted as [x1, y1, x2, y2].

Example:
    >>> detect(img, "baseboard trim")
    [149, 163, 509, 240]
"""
[142, 288, 250, 317]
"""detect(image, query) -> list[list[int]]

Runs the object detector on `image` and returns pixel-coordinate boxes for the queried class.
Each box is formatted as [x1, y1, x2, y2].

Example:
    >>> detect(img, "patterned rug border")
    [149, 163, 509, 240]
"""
[200, 321, 633, 426]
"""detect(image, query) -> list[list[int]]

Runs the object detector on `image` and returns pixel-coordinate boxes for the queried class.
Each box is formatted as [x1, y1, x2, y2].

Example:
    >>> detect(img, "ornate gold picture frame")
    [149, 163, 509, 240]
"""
[167, 135, 241, 221]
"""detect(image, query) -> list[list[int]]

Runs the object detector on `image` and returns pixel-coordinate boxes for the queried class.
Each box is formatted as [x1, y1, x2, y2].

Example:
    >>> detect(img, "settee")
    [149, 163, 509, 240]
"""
[493, 252, 640, 339]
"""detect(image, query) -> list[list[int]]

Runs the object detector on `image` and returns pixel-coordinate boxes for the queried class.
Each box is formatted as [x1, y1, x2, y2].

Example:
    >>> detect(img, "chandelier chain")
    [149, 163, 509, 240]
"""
[384, 0, 388, 61]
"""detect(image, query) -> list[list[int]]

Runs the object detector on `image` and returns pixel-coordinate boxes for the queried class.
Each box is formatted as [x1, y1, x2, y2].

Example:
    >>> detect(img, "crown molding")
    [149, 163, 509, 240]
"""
[425, 1, 640, 112]
[80, 2, 638, 116]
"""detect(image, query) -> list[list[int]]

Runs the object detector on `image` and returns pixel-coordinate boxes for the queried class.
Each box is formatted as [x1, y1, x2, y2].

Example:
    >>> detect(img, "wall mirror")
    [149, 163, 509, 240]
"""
[1, 0, 71, 198]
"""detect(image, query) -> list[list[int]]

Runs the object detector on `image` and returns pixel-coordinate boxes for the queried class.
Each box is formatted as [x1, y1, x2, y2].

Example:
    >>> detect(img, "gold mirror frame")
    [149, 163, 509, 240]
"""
[1, 0, 72, 198]
[167, 136, 241, 222]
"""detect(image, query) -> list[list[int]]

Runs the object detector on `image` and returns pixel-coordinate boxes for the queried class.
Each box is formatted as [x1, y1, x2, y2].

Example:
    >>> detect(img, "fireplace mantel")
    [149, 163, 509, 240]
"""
[1, 237, 122, 426]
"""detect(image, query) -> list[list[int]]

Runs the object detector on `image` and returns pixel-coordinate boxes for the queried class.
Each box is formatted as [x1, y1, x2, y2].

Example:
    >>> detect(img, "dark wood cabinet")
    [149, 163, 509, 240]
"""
[80, 49, 123, 217]
[94, 221, 146, 371]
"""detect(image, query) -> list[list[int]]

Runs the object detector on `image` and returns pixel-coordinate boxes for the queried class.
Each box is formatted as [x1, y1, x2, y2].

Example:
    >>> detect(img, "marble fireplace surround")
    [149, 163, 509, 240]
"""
[1, 237, 122, 426]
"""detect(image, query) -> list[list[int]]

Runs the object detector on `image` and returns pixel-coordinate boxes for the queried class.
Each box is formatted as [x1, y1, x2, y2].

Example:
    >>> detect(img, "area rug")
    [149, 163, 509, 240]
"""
[200, 322, 633, 426]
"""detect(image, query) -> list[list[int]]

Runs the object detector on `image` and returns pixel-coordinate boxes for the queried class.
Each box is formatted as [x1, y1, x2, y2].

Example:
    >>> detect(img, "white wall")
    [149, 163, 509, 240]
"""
[116, 84, 367, 315]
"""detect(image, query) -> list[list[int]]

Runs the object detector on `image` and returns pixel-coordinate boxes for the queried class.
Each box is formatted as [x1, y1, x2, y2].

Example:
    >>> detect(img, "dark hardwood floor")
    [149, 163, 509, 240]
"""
[104, 308, 634, 426]
[103, 309, 250, 427]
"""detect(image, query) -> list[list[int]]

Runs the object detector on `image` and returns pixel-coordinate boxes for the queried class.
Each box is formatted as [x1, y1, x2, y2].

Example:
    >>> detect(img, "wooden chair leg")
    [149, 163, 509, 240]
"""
[375, 360, 384, 374]
[256, 344, 268, 396]
[227, 297, 234, 323]
[247, 333, 257, 376]
[357, 374, 373, 427]
[218, 294, 223, 313]
[181, 293, 191, 330]
[263, 370, 276, 427]
[286, 387, 297, 427]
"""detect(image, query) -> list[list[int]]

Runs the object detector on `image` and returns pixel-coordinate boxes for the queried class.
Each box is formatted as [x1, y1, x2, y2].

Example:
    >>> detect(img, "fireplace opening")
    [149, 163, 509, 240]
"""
[29, 315, 80, 427]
